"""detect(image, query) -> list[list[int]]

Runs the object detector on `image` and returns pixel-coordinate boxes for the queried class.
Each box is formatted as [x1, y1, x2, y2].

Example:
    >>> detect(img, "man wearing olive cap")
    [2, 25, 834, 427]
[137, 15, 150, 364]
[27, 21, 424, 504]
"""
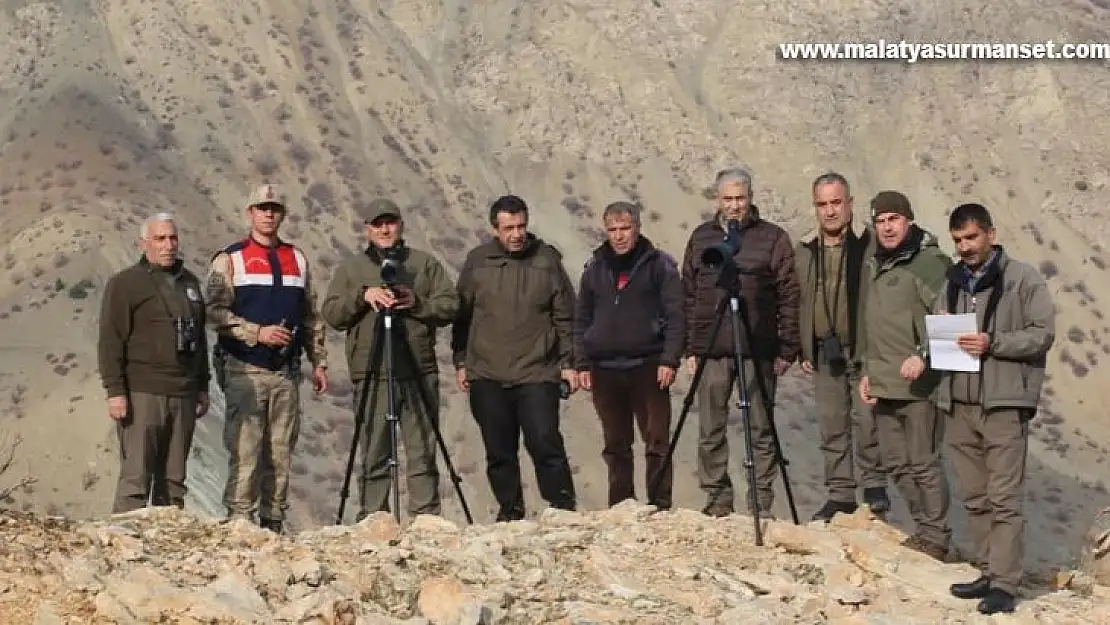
[205, 183, 330, 534]
[322, 198, 458, 521]
[858, 190, 954, 561]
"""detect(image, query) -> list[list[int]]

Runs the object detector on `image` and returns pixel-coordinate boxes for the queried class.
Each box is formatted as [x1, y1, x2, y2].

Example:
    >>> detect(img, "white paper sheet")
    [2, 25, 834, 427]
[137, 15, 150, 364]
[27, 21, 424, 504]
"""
[924, 313, 980, 372]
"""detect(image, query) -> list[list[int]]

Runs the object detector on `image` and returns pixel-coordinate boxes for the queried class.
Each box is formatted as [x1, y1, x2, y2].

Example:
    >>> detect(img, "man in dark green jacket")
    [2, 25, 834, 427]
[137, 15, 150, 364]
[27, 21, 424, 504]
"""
[858, 190, 954, 561]
[321, 199, 458, 521]
[98, 213, 211, 513]
[934, 203, 1055, 615]
[451, 194, 579, 522]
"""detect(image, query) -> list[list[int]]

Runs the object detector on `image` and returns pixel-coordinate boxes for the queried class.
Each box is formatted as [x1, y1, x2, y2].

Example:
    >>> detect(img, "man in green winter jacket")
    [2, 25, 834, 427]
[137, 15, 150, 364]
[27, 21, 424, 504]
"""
[321, 199, 458, 521]
[858, 190, 954, 561]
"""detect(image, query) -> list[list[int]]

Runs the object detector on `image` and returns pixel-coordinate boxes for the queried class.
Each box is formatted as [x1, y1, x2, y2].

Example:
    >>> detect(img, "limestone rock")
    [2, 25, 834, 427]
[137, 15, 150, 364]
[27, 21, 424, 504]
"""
[0, 507, 1107, 624]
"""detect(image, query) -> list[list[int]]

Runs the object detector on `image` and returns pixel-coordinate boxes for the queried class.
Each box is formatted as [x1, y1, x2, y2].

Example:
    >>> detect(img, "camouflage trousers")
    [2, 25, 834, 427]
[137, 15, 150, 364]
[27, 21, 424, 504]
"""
[221, 365, 302, 522]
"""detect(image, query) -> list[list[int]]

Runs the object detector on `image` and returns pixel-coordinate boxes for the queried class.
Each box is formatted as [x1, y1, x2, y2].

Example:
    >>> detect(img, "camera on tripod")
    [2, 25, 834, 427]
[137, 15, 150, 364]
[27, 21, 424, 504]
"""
[700, 219, 744, 269]
[174, 317, 199, 354]
[378, 245, 404, 289]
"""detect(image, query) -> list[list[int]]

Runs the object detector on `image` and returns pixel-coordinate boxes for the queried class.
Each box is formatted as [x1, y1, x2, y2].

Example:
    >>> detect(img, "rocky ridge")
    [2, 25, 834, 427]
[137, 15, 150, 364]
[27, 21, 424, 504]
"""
[4, 502, 1110, 625]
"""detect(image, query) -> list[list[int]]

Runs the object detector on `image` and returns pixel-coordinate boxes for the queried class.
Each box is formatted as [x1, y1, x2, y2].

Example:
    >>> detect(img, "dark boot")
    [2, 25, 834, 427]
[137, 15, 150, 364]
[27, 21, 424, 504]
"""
[259, 517, 284, 534]
[862, 487, 890, 514]
[977, 588, 1016, 614]
[811, 499, 858, 522]
[950, 575, 991, 599]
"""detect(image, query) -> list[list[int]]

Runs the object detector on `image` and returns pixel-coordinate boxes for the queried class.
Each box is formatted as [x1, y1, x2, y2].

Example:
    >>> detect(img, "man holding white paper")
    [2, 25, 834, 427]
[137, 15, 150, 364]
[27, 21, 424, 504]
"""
[932, 203, 1055, 616]
[857, 190, 953, 562]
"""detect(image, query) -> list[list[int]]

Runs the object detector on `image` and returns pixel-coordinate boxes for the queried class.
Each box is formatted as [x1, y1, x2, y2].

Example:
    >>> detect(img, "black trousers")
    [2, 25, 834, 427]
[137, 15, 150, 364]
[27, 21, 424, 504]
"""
[469, 380, 577, 521]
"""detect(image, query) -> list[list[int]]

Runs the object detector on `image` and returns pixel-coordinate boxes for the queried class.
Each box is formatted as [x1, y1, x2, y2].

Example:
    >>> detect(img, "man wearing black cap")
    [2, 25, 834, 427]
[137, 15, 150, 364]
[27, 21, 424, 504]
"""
[321, 198, 458, 521]
[858, 190, 954, 561]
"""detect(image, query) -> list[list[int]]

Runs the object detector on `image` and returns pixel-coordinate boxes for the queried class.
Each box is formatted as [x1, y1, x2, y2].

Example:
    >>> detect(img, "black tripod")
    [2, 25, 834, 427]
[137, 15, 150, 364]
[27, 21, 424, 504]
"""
[649, 263, 799, 545]
[335, 306, 474, 526]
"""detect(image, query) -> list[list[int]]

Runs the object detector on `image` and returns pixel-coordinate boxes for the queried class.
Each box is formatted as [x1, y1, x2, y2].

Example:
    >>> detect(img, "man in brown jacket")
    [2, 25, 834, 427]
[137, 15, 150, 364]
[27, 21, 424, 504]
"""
[934, 203, 1055, 615]
[795, 173, 889, 521]
[98, 213, 210, 513]
[681, 167, 801, 518]
[451, 194, 578, 521]
[574, 201, 684, 510]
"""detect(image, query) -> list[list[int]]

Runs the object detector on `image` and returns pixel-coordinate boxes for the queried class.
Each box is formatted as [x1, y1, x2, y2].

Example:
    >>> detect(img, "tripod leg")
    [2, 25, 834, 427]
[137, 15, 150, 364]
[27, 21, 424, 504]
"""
[336, 315, 385, 525]
[389, 323, 475, 525]
[382, 311, 403, 525]
[647, 296, 730, 510]
[736, 303, 800, 526]
[725, 296, 765, 546]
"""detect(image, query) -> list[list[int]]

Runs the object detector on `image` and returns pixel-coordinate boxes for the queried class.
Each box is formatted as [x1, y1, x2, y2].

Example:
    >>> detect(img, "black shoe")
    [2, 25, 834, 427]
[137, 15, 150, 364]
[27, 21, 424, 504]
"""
[950, 575, 991, 599]
[811, 500, 858, 522]
[259, 517, 284, 534]
[977, 588, 1016, 614]
[862, 487, 890, 514]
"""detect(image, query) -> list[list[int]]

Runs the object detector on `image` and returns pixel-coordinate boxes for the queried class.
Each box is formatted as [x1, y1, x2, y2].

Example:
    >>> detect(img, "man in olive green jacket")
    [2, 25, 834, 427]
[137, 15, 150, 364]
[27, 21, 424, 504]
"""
[321, 199, 458, 521]
[933, 203, 1055, 615]
[858, 190, 954, 561]
[451, 194, 579, 522]
[795, 173, 888, 521]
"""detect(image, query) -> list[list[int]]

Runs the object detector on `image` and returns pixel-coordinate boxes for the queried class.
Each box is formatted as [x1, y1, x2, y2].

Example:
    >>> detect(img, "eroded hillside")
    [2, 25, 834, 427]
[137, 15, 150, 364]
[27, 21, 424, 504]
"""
[0, 0, 1108, 583]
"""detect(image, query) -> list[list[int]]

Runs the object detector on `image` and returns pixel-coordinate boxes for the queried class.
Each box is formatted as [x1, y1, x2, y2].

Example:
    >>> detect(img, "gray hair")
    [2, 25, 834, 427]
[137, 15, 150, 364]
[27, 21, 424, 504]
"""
[715, 167, 753, 195]
[812, 171, 851, 196]
[140, 212, 177, 239]
[602, 201, 642, 226]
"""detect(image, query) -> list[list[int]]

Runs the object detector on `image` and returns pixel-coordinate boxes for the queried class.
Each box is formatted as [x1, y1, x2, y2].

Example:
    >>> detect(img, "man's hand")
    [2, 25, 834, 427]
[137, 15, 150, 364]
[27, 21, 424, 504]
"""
[364, 286, 396, 311]
[657, 365, 676, 389]
[859, 376, 877, 406]
[773, 357, 792, 376]
[258, 325, 292, 347]
[800, 360, 814, 375]
[455, 367, 469, 392]
[685, 356, 698, 375]
[197, 392, 210, 417]
[560, 369, 579, 394]
[108, 395, 129, 421]
[391, 285, 416, 310]
[312, 366, 328, 394]
[578, 371, 592, 391]
[956, 332, 990, 357]
[900, 355, 926, 380]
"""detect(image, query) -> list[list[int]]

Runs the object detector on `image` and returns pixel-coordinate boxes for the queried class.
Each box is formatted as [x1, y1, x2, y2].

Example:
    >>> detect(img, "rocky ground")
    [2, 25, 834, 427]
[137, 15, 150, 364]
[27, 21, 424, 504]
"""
[2, 502, 1108, 625]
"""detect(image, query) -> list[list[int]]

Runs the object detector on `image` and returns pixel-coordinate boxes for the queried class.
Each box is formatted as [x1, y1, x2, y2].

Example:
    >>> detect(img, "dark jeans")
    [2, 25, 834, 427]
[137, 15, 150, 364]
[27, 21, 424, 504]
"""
[590, 364, 673, 508]
[469, 380, 577, 521]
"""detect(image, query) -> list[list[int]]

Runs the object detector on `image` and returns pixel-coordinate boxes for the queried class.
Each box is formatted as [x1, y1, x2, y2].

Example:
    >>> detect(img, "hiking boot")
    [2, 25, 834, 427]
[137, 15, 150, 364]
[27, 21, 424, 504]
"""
[702, 503, 733, 518]
[950, 575, 991, 599]
[901, 535, 948, 561]
[811, 499, 858, 522]
[977, 588, 1016, 615]
[862, 487, 891, 515]
[259, 517, 284, 534]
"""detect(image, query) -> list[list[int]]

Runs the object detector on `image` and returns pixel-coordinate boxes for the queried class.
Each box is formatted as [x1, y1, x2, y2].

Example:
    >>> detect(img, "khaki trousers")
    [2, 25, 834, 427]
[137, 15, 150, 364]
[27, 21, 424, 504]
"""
[945, 403, 1030, 595]
[813, 357, 885, 501]
[355, 374, 442, 520]
[873, 398, 952, 548]
[696, 357, 778, 513]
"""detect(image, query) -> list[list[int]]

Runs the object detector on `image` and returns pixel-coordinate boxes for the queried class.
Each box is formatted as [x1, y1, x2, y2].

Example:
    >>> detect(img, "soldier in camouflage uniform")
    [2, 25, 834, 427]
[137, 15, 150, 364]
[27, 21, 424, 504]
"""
[205, 184, 329, 533]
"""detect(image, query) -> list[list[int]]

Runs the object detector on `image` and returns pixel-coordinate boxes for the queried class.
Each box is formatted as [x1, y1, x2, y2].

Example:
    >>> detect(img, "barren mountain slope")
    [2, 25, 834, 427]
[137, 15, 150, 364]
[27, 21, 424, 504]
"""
[1, 0, 1109, 580]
